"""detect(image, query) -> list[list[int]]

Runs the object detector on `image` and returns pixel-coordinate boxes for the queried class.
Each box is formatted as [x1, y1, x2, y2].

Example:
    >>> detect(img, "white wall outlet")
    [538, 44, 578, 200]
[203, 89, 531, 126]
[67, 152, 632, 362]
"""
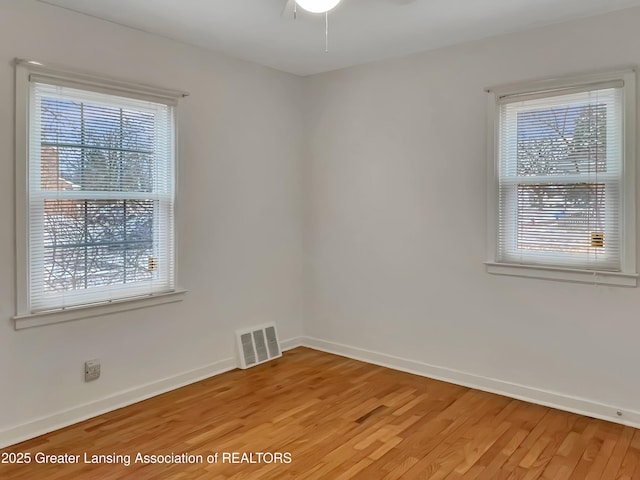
[84, 359, 100, 382]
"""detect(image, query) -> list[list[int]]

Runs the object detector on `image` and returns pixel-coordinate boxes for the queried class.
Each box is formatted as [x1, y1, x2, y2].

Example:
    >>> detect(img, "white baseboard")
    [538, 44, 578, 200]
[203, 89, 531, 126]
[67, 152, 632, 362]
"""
[3, 334, 636, 449]
[280, 336, 304, 351]
[300, 336, 640, 430]
[0, 336, 303, 449]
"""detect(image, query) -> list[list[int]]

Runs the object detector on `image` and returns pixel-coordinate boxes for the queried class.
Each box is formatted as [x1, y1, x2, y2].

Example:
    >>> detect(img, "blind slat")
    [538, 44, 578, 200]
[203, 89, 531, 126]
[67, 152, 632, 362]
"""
[28, 81, 175, 312]
[497, 86, 623, 271]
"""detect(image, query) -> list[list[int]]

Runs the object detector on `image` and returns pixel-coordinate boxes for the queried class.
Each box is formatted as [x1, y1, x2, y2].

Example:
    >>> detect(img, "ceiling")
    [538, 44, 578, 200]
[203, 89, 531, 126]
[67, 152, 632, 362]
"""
[38, 0, 640, 76]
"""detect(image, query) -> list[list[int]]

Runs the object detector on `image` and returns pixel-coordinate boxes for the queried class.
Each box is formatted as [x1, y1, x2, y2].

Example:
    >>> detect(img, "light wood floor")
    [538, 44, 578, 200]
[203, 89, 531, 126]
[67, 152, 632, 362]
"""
[1, 347, 639, 479]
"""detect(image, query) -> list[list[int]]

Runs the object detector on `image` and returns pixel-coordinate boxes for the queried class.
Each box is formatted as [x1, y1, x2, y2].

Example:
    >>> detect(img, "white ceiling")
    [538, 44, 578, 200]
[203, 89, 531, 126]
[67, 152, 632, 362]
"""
[39, 0, 640, 76]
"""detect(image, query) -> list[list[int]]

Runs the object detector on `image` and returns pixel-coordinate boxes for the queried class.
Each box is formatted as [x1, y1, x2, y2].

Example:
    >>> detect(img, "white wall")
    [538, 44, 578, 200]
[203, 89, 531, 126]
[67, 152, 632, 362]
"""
[304, 8, 640, 423]
[4, 0, 640, 448]
[0, 0, 305, 445]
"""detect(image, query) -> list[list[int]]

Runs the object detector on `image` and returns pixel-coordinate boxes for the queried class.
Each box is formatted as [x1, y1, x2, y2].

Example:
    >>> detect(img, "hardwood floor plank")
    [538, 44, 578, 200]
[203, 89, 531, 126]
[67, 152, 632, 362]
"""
[600, 426, 634, 479]
[0, 347, 637, 480]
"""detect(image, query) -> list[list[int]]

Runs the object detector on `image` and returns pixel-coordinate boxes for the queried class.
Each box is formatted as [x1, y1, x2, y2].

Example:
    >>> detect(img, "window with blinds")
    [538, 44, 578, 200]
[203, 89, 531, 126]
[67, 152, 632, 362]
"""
[25, 78, 176, 312]
[487, 70, 636, 285]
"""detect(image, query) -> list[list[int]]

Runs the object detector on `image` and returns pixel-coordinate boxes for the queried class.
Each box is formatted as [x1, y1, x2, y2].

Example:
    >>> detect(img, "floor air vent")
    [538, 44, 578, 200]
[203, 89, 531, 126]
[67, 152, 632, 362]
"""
[235, 323, 281, 369]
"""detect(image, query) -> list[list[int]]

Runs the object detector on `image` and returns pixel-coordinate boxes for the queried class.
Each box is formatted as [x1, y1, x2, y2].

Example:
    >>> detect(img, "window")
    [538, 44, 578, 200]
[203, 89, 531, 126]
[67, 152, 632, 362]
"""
[486, 70, 637, 286]
[15, 60, 185, 324]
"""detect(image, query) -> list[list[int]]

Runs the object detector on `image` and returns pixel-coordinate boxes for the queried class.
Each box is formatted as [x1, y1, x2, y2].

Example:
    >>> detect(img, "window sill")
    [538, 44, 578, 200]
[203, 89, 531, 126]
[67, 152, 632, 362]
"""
[485, 262, 637, 287]
[13, 289, 187, 330]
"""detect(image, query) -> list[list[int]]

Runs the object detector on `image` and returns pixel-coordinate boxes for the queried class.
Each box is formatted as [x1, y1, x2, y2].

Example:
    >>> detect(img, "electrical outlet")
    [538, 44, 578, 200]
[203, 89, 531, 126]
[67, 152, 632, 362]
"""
[85, 359, 100, 382]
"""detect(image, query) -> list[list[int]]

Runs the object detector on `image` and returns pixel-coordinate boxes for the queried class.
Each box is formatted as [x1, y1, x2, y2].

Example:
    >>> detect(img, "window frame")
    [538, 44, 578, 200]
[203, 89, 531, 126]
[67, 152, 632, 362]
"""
[14, 59, 187, 329]
[485, 69, 638, 287]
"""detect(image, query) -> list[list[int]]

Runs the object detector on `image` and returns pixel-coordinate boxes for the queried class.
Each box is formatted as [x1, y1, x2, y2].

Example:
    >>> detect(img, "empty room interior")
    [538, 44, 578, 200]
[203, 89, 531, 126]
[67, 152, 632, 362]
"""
[3, 0, 640, 478]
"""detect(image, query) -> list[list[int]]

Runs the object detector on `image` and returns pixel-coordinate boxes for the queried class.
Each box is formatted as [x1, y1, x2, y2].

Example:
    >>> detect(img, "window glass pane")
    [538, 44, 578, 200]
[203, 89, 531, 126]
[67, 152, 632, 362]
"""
[43, 199, 154, 293]
[516, 183, 605, 253]
[517, 104, 607, 176]
[40, 97, 155, 192]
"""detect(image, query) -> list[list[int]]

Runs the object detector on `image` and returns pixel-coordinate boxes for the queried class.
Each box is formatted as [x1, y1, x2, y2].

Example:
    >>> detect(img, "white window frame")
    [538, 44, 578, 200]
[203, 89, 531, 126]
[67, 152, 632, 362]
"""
[486, 69, 638, 287]
[14, 59, 188, 329]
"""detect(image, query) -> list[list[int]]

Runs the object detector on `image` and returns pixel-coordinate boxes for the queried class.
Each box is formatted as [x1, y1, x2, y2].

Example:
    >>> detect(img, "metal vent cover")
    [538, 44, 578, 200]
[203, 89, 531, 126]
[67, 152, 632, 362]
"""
[235, 323, 282, 369]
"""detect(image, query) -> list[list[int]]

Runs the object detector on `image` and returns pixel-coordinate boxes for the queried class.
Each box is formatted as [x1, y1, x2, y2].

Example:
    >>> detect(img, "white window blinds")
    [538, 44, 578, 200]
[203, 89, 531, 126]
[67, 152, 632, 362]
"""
[28, 81, 176, 312]
[497, 85, 624, 271]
